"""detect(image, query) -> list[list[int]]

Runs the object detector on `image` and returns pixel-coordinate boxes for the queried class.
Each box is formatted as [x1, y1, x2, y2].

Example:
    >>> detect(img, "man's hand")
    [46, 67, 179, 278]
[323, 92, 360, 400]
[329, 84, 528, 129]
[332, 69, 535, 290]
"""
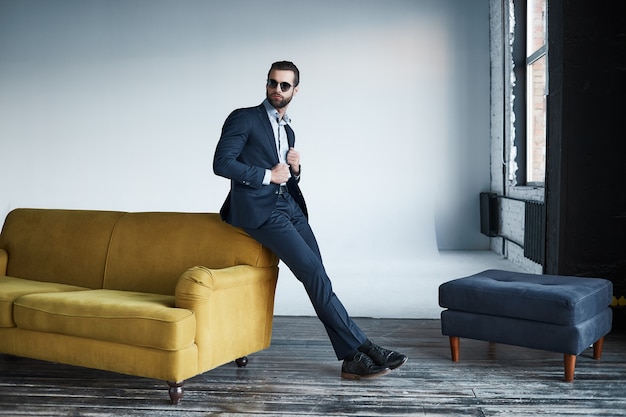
[287, 147, 300, 175]
[270, 163, 291, 184]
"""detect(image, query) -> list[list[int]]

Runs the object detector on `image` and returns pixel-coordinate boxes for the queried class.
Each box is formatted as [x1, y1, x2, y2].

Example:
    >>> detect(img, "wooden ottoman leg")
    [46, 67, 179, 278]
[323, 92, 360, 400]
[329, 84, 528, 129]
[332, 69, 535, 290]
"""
[449, 336, 460, 362]
[593, 336, 605, 360]
[564, 354, 576, 382]
[564, 335, 606, 382]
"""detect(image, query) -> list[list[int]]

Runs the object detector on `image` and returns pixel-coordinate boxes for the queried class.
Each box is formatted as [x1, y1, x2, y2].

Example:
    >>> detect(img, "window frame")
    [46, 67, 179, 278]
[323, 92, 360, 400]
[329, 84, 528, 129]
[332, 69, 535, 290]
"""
[510, 0, 548, 187]
[525, 0, 548, 186]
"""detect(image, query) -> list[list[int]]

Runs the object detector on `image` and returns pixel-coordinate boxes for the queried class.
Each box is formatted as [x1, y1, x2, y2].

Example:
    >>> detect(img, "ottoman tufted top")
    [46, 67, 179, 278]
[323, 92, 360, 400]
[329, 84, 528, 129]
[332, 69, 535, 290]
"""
[439, 269, 613, 326]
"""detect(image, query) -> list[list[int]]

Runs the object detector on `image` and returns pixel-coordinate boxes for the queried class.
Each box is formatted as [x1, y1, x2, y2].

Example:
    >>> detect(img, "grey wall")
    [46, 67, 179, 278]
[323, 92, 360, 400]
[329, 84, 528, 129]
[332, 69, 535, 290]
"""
[0, 0, 490, 317]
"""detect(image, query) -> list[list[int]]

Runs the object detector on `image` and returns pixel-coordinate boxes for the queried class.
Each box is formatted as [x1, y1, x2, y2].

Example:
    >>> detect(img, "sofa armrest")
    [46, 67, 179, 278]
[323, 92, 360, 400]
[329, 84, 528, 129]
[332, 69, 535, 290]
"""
[175, 264, 278, 372]
[0, 249, 7, 276]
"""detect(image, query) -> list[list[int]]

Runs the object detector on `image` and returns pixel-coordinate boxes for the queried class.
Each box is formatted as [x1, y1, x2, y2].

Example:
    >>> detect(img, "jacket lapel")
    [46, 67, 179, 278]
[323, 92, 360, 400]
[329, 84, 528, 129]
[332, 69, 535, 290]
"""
[285, 124, 295, 148]
[256, 104, 279, 158]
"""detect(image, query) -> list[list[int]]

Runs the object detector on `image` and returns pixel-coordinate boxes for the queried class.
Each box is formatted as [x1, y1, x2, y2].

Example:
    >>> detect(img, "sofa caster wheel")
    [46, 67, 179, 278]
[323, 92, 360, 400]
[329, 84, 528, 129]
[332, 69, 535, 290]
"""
[235, 356, 248, 367]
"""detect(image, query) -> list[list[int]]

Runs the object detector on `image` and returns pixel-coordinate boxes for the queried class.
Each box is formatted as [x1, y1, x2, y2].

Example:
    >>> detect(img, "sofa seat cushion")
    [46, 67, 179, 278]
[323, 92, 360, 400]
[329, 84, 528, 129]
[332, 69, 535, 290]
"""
[13, 289, 196, 351]
[0, 276, 88, 328]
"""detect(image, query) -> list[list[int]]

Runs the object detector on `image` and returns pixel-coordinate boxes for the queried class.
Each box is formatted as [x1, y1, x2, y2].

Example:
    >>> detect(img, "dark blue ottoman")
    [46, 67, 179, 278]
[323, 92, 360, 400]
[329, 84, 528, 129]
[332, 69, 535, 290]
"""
[439, 269, 613, 381]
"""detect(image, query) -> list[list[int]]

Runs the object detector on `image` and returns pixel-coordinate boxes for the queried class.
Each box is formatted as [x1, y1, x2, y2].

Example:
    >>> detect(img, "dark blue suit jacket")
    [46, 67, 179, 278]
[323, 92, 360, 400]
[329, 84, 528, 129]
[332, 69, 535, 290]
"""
[213, 103, 307, 228]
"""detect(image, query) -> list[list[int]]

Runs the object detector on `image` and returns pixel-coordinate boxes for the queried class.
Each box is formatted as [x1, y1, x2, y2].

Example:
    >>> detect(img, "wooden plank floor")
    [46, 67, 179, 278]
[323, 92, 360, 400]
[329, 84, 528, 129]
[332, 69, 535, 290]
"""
[1, 316, 625, 416]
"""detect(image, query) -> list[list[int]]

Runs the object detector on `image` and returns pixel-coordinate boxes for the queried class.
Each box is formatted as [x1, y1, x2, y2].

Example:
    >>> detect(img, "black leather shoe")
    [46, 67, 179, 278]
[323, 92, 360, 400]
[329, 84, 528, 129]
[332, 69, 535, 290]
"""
[359, 341, 408, 370]
[341, 352, 391, 379]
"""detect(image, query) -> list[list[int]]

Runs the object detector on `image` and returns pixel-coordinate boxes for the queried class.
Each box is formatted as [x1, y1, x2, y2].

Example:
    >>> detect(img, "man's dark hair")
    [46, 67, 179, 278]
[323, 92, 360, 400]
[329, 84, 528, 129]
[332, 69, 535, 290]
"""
[268, 61, 300, 87]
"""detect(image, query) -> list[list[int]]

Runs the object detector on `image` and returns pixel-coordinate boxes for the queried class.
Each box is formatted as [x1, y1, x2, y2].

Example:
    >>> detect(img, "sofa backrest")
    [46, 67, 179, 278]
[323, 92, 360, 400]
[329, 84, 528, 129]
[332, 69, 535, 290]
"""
[0, 209, 125, 288]
[103, 212, 278, 295]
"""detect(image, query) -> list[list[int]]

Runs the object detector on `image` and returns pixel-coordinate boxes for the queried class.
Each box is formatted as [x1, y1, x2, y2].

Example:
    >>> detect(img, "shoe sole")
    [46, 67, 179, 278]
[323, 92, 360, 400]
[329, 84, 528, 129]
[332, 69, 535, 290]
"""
[341, 368, 391, 380]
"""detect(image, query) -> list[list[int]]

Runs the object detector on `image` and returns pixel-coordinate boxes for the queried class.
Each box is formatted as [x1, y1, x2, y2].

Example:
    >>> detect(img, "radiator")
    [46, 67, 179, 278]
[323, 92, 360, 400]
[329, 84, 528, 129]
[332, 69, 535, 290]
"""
[524, 200, 546, 265]
[480, 192, 499, 237]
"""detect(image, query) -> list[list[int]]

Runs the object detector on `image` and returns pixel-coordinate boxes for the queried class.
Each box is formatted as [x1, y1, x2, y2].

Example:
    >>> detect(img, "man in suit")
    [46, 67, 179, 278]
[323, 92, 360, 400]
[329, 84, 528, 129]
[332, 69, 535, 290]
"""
[213, 61, 407, 379]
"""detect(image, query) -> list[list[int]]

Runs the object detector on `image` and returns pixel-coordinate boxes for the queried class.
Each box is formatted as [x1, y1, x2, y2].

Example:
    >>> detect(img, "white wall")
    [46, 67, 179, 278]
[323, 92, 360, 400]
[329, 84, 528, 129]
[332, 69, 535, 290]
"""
[0, 0, 491, 317]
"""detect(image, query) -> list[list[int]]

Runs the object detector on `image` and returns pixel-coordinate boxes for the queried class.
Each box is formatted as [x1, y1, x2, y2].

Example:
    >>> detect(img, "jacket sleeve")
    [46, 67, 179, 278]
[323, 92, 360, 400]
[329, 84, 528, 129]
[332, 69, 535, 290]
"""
[213, 109, 267, 189]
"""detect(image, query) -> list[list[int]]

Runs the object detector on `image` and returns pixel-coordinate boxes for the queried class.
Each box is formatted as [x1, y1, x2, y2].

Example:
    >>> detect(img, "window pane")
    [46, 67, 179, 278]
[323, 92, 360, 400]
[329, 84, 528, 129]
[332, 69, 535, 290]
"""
[527, 54, 546, 184]
[527, 0, 547, 53]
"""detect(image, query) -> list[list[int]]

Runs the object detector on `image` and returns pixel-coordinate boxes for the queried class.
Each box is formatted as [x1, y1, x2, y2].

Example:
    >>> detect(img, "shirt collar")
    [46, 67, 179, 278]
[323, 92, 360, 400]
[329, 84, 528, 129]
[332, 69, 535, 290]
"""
[263, 99, 291, 125]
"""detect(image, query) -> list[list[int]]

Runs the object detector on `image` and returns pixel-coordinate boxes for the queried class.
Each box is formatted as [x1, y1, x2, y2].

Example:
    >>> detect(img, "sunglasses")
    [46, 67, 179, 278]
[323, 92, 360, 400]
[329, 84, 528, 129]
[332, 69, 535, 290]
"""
[267, 79, 293, 92]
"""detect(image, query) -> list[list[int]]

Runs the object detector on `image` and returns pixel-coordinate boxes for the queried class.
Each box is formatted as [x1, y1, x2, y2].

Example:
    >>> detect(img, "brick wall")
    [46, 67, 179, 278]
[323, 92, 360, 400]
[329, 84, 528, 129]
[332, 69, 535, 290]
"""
[489, 0, 543, 274]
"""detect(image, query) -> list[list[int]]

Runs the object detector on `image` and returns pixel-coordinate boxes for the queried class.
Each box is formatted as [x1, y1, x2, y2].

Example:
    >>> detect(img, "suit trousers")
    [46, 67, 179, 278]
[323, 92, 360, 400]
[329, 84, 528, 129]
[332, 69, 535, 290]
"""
[244, 192, 368, 360]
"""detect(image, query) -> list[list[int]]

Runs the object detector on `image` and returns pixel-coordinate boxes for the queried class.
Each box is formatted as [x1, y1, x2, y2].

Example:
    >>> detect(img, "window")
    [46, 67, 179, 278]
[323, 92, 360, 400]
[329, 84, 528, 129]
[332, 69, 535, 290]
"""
[525, 0, 547, 184]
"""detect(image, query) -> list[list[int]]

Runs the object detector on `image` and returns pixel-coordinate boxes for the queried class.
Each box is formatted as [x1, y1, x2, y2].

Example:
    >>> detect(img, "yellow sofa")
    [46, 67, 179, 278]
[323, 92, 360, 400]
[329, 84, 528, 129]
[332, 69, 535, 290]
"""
[0, 208, 279, 404]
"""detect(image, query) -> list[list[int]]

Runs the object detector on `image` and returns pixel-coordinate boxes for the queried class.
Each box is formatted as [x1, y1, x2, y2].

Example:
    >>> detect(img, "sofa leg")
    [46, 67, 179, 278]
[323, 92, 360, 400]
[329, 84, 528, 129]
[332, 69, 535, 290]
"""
[235, 356, 249, 367]
[564, 354, 576, 382]
[593, 336, 605, 360]
[449, 336, 460, 362]
[167, 381, 185, 405]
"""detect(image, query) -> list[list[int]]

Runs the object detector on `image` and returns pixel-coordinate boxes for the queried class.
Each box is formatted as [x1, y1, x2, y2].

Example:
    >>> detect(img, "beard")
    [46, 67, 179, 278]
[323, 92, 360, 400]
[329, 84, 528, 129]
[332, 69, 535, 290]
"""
[267, 92, 293, 109]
